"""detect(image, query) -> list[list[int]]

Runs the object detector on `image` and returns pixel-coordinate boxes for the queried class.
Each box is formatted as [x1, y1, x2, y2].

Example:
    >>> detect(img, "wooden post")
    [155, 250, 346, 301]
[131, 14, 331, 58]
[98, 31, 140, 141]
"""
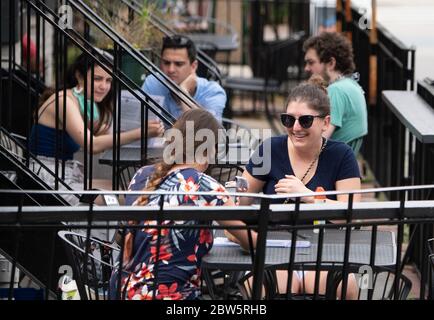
[369, 0, 378, 106]
[336, 0, 343, 32]
[345, 0, 352, 41]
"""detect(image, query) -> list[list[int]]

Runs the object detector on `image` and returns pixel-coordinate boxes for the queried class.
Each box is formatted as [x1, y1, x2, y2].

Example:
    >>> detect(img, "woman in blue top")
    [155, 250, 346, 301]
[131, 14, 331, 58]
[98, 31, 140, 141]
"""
[240, 76, 361, 298]
[110, 109, 256, 300]
[241, 76, 361, 204]
[29, 51, 164, 204]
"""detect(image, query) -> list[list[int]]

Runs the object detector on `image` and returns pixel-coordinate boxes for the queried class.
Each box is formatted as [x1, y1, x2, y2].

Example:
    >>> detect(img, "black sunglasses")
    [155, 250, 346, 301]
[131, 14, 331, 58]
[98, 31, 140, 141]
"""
[280, 113, 325, 129]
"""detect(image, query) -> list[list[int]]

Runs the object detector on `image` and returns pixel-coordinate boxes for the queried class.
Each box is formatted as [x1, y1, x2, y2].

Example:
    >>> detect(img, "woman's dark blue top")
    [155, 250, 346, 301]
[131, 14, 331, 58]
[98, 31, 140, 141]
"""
[245, 135, 360, 203]
[29, 123, 80, 160]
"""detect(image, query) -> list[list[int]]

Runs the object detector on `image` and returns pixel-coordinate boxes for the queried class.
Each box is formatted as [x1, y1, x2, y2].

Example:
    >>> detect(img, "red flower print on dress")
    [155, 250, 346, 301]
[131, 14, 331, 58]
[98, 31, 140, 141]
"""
[116, 168, 225, 300]
[187, 254, 196, 262]
[182, 177, 199, 202]
[215, 185, 226, 193]
[128, 285, 154, 300]
[142, 222, 169, 239]
[199, 229, 213, 245]
[135, 262, 153, 280]
[150, 244, 173, 264]
[214, 185, 229, 202]
[157, 283, 183, 300]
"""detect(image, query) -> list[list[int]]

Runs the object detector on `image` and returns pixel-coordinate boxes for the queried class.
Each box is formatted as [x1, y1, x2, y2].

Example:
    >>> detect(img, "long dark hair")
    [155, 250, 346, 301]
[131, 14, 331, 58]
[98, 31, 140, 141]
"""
[38, 51, 113, 133]
[135, 109, 222, 206]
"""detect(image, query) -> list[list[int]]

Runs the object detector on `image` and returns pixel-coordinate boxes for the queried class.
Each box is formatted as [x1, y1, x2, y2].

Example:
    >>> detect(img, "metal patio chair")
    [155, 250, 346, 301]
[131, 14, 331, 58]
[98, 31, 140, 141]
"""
[57, 230, 120, 300]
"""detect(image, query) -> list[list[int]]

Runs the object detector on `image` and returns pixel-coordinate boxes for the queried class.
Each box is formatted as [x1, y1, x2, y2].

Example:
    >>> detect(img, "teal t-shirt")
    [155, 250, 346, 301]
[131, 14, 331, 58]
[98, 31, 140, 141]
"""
[328, 78, 368, 144]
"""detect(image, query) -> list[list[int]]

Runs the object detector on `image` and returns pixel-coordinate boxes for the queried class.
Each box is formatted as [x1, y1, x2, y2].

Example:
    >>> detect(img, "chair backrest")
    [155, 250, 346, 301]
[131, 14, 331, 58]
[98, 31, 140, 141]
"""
[119, 164, 143, 191]
[236, 269, 278, 300]
[222, 117, 261, 145]
[303, 266, 413, 300]
[57, 231, 120, 300]
[250, 32, 306, 83]
[206, 164, 244, 186]
[358, 267, 412, 300]
[237, 265, 412, 300]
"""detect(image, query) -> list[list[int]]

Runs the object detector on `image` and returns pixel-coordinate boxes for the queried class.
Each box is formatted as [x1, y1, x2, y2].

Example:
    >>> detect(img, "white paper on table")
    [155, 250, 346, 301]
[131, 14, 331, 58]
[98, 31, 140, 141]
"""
[213, 237, 311, 248]
[119, 90, 166, 148]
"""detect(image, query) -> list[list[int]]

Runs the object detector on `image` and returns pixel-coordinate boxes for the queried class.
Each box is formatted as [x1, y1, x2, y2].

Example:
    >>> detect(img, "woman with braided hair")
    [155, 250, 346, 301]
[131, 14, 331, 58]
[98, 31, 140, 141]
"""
[110, 109, 256, 300]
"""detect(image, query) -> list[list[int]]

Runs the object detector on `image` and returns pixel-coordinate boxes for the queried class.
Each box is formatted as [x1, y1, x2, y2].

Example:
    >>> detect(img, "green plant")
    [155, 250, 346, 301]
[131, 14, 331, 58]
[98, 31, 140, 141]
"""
[86, 0, 162, 50]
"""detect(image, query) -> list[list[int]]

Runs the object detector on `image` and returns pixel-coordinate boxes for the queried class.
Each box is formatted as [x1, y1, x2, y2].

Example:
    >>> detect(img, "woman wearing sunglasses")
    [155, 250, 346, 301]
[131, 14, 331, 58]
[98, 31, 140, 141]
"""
[240, 77, 361, 205]
[239, 77, 361, 298]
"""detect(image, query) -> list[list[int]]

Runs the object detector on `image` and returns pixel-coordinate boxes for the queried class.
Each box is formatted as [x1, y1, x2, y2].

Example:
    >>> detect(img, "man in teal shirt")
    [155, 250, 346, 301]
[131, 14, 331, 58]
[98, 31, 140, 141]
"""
[303, 32, 367, 154]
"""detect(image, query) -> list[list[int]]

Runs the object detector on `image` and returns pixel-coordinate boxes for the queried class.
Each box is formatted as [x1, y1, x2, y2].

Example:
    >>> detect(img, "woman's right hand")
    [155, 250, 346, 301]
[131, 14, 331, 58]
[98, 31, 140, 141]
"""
[275, 175, 315, 203]
[147, 120, 165, 138]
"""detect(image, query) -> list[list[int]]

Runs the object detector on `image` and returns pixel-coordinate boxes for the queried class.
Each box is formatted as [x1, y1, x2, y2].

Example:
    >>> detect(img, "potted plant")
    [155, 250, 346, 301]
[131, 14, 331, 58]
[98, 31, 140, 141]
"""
[85, 0, 164, 86]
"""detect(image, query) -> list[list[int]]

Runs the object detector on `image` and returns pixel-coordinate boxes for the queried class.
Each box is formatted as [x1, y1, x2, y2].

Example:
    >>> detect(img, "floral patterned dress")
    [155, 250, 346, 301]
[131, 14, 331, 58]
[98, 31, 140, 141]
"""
[110, 167, 228, 300]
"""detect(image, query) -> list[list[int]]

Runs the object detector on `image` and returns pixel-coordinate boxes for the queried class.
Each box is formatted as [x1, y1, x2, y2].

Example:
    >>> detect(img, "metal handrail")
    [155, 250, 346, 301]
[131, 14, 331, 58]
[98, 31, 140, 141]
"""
[1, 183, 434, 199]
[27, 0, 176, 126]
[70, 0, 199, 114]
[118, 0, 222, 83]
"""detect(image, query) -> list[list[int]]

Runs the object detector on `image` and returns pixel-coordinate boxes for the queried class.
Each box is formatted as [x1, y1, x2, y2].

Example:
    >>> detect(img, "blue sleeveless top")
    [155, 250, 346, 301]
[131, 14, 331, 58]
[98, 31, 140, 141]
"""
[29, 124, 80, 160]
[29, 87, 102, 160]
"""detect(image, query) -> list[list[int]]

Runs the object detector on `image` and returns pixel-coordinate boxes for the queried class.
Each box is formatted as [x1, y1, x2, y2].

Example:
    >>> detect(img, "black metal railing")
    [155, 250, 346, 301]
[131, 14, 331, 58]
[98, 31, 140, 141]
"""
[1, 185, 434, 300]
[418, 79, 434, 110]
[1, 0, 177, 189]
[146, 0, 312, 71]
[338, 1, 416, 191]
[1, 0, 231, 194]
[89, 0, 222, 83]
[97, 0, 312, 135]
[336, 2, 434, 288]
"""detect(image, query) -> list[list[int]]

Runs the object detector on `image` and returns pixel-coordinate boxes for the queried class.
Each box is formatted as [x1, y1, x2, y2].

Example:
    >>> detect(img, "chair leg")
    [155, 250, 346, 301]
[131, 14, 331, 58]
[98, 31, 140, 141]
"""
[201, 267, 220, 299]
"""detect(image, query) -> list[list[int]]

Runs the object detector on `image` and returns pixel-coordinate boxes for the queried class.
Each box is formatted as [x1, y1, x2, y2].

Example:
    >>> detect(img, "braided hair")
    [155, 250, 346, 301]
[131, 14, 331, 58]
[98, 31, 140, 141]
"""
[135, 108, 223, 206]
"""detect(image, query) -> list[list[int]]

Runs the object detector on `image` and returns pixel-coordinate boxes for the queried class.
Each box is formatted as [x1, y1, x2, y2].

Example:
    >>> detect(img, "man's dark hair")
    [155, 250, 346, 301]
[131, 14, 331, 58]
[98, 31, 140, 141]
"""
[303, 32, 355, 75]
[162, 35, 197, 63]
